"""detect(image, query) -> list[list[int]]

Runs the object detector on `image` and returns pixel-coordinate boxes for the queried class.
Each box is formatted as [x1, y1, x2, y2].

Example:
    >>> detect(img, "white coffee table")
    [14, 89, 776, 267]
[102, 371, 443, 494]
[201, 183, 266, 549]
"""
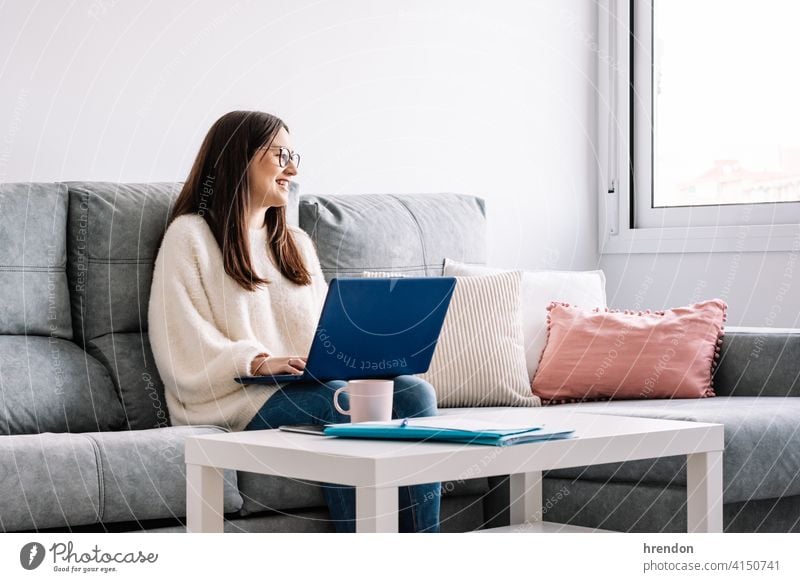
[184, 409, 724, 533]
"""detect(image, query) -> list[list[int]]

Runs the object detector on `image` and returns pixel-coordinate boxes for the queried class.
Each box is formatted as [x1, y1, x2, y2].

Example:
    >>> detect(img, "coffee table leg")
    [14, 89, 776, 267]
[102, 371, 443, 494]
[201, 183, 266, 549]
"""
[356, 486, 398, 532]
[686, 451, 723, 533]
[186, 463, 225, 533]
[509, 471, 543, 525]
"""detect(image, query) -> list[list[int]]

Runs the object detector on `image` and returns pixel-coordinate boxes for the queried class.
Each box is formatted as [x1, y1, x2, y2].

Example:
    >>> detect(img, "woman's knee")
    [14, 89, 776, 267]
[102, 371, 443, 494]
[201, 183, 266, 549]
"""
[392, 375, 438, 417]
[319, 380, 349, 423]
[288, 380, 348, 424]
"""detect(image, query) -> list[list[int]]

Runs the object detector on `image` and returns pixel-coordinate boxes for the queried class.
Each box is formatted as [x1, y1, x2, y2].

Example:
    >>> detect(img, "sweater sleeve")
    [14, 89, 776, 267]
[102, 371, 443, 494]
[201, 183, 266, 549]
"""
[148, 222, 269, 408]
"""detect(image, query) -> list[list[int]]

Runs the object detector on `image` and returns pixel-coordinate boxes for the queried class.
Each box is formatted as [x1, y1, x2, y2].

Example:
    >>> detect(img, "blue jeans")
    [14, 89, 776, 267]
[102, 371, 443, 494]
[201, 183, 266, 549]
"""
[244, 375, 441, 533]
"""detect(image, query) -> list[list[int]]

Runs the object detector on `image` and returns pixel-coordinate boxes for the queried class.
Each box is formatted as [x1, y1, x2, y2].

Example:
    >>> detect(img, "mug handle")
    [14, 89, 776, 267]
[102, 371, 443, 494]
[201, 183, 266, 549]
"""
[333, 386, 350, 416]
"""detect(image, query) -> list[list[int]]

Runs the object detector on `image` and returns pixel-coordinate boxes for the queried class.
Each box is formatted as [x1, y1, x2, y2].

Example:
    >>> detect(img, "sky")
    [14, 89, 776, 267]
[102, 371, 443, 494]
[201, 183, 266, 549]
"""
[653, 0, 800, 204]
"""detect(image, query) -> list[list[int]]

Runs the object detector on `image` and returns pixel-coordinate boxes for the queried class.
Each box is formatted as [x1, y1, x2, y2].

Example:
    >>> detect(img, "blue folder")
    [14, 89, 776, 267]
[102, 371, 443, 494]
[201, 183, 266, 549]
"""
[322, 418, 575, 447]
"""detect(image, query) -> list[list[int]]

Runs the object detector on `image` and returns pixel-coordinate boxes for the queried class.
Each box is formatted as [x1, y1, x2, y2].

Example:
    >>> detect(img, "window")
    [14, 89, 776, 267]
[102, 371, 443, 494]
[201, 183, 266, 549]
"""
[599, 0, 800, 252]
[654, 0, 800, 210]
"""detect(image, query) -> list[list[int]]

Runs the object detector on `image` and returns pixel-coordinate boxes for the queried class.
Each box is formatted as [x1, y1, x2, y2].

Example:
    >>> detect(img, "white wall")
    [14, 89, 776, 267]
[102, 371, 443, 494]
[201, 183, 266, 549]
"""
[0, 0, 600, 272]
[601, 251, 800, 328]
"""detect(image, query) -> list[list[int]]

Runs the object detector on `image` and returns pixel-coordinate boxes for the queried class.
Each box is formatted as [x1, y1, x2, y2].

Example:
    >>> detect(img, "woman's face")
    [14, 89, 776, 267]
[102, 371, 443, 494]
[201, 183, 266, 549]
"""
[247, 126, 298, 209]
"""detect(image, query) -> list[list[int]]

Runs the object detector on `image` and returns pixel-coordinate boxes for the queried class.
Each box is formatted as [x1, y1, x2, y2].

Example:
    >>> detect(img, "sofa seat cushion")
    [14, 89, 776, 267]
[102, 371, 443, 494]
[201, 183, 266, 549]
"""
[0, 426, 242, 531]
[86, 425, 242, 524]
[544, 397, 800, 504]
[237, 472, 490, 516]
[542, 477, 800, 533]
[0, 433, 100, 531]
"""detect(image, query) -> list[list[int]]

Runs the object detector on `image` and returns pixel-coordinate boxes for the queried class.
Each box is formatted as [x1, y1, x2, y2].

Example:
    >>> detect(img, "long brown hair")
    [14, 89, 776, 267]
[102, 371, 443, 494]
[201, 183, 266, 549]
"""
[167, 110, 311, 291]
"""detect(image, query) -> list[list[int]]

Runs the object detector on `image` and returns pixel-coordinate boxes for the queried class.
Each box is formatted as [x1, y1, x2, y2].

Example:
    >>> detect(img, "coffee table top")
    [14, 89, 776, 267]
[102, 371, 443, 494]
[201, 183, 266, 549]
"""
[185, 409, 724, 488]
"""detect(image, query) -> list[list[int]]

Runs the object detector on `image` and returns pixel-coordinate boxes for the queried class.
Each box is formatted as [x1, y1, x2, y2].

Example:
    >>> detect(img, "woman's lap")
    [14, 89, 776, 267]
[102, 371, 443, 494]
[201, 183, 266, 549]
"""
[244, 379, 347, 430]
[244, 375, 437, 431]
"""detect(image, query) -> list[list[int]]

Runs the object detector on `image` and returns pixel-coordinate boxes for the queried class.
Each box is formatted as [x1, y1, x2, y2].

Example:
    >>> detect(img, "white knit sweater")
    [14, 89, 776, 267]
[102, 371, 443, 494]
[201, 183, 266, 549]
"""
[147, 214, 328, 432]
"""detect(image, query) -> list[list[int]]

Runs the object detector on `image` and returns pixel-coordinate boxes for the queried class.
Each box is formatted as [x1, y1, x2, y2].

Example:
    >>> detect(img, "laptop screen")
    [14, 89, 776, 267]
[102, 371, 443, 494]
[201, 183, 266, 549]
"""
[303, 277, 456, 381]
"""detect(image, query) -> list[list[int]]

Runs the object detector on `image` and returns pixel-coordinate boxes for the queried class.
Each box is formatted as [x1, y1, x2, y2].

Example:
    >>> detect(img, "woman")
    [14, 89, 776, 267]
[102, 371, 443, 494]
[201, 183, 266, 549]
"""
[148, 110, 441, 533]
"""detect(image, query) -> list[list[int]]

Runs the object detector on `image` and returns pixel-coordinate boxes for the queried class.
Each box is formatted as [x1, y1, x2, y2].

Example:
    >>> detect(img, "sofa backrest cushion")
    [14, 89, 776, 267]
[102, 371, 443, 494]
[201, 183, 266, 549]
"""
[86, 332, 170, 431]
[0, 182, 72, 338]
[65, 181, 301, 344]
[64, 181, 300, 429]
[714, 328, 800, 397]
[0, 336, 125, 434]
[298, 193, 487, 281]
[66, 182, 181, 345]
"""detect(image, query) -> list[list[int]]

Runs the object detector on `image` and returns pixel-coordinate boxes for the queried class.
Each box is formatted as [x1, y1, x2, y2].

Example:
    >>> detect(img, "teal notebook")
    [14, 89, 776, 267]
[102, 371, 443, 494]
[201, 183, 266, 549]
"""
[322, 417, 575, 446]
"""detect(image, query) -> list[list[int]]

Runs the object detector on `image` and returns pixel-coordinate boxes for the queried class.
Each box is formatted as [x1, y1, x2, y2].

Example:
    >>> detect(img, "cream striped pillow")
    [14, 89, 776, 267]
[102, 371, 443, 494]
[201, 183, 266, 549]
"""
[360, 270, 407, 278]
[362, 270, 539, 407]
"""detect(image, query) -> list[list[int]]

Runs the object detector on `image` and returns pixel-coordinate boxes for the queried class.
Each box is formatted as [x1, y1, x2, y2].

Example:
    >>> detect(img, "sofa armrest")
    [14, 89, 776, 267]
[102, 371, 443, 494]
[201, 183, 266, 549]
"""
[713, 327, 800, 397]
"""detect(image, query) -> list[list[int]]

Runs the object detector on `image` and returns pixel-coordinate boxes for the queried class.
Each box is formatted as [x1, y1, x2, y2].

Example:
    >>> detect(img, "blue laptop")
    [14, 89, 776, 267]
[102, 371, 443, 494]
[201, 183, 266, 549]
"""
[235, 276, 456, 385]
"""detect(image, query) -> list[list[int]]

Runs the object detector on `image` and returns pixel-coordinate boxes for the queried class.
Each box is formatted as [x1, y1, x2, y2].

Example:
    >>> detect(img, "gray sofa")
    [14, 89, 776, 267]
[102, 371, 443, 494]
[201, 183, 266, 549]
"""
[483, 328, 800, 532]
[1, 181, 798, 533]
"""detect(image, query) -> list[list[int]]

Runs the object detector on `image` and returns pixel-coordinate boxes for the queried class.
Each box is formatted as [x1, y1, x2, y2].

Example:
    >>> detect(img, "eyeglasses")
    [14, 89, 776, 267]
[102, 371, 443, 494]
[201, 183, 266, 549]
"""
[267, 146, 301, 169]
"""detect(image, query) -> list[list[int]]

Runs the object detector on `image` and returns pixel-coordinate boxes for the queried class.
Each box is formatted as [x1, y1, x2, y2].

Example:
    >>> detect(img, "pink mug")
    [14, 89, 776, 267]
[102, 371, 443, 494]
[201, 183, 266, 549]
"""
[333, 379, 394, 423]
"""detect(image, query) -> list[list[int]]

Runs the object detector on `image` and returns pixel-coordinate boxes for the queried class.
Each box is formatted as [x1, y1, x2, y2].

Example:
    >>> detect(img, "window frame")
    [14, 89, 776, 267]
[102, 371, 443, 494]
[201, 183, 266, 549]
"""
[598, 0, 800, 255]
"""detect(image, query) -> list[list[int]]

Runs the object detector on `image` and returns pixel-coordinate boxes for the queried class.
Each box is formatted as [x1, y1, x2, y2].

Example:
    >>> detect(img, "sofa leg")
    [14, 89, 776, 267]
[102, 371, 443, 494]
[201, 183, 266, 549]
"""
[186, 464, 225, 533]
[687, 451, 724, 533]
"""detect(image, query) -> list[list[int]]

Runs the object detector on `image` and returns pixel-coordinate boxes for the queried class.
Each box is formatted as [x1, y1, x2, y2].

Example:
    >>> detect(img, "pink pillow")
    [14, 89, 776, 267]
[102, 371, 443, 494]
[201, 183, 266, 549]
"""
[531, 299, 727, 404]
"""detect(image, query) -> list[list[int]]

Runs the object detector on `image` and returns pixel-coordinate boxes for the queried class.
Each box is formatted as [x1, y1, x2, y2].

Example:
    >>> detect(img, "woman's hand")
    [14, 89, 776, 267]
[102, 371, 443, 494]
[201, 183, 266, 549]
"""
[250, 354, 307, 376]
